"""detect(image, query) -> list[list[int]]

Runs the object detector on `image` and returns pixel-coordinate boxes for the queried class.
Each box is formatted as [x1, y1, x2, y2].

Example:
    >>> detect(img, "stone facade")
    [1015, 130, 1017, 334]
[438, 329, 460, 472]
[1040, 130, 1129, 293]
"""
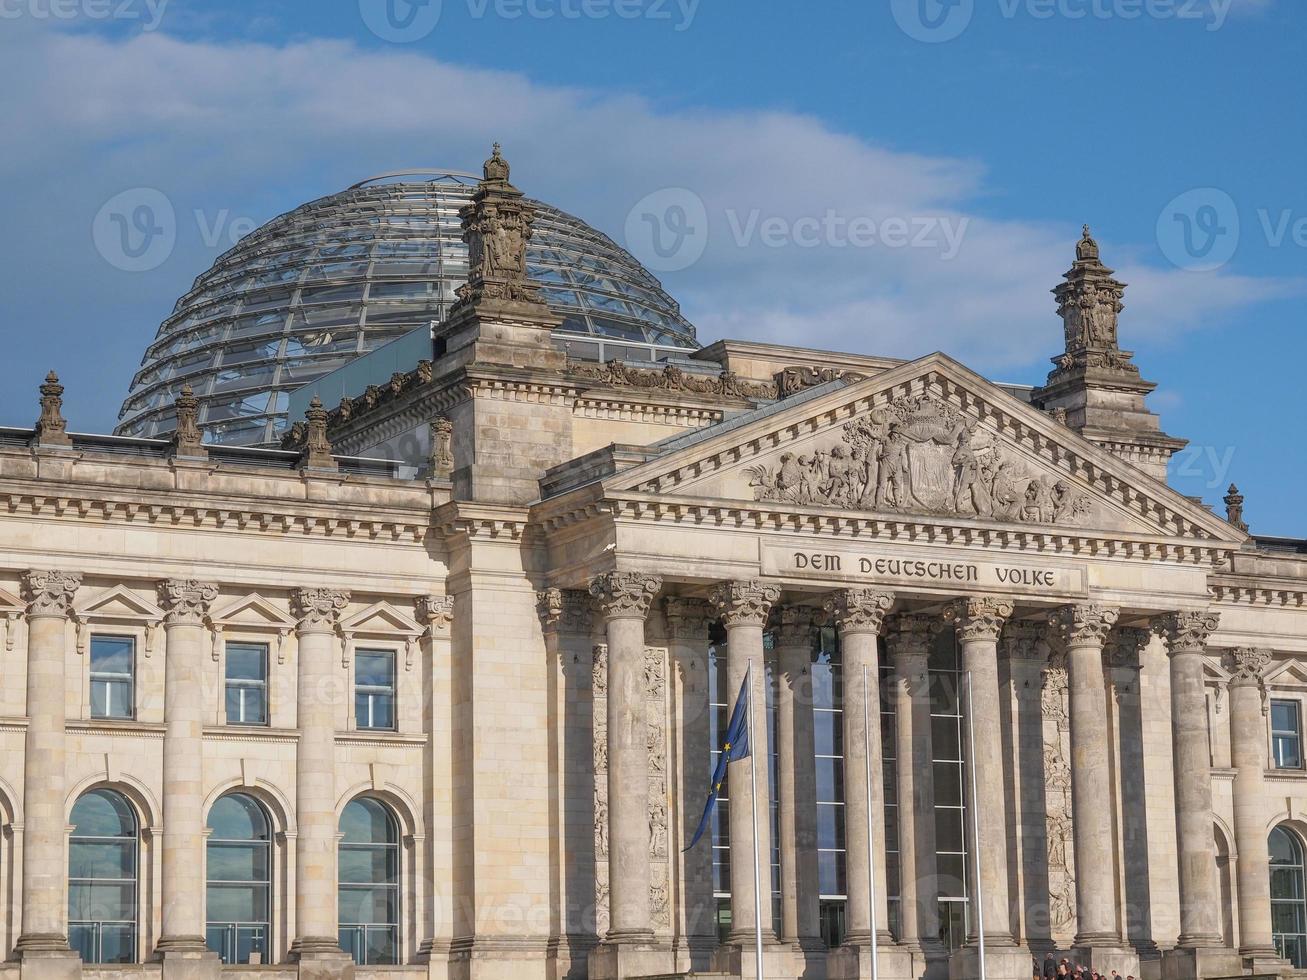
[0, 157, 1304, 980]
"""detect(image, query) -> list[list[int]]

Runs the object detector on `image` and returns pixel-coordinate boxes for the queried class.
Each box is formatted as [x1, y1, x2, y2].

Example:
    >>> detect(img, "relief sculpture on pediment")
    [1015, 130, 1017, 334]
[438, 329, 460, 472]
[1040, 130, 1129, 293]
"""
[744, 393, 1093, 525]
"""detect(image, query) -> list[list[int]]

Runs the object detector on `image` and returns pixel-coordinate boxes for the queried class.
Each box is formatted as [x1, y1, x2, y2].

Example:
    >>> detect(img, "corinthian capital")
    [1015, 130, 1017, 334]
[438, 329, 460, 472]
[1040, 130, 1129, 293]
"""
[945, 596, 1014, 642]
[158, 579, 219, 626]
[664, 597, 711, 641]
[887, 613, 939, 660]
[1050, 603, 1119, 647]
[589, 571, 662, 621]
[824, 589, 895, 635]
[1224, 647, 1272, 685]
[1157, 610, 1220, 654]
[711, 580, 781, 628]
[771, 605, 816, 648]
[1107, 627, 1150, 670]
[22, 569, 81, 619]
[416, 594, 455, 638]
[292, 587, 350, 634]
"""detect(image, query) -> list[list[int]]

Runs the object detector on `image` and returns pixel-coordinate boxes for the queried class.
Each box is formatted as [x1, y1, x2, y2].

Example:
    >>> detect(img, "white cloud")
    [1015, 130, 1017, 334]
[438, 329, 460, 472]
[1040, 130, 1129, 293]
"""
[0, 18, 1298, 429]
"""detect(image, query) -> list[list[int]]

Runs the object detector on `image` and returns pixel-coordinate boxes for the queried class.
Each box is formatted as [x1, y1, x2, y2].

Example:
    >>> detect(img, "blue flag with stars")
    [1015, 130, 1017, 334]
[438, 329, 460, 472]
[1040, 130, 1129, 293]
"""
[684, 672, 751, 851]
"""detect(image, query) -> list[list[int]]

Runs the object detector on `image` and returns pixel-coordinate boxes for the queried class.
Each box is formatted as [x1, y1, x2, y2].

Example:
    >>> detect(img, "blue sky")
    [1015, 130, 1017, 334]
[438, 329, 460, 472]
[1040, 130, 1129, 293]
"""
[0, 0, 1302, 532]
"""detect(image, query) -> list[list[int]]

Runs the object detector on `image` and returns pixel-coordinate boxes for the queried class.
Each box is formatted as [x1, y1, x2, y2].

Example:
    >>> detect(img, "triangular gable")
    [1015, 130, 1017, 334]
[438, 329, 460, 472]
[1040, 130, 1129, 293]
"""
[340, 601, 422, 672]
[210, 593, 297, 631]
[606, 352, 1242, 544]
[1266, 659, 1307, 689]
[73, 585, 165, 657]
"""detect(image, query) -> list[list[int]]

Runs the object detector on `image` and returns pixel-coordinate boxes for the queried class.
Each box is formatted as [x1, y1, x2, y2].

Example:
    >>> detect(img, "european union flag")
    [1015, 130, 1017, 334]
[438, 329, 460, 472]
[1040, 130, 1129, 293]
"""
[684, 671, 751, 851]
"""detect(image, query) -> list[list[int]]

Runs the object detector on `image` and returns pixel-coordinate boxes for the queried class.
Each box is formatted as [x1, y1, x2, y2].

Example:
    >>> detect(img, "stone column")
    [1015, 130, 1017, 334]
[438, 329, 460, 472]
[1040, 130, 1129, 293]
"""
[888, 614, 943, 965]
[772, 606, 821, 961]
[156, 579, 222, 976]
[709, 579, 791, 979]
[945, 597, 1030, 980]
[289, 587, 352, 976]
[666, 597, 717, 969]
[1050, 604, 1121, 951]
[1158, 611, 1239, 979]
[16, 569, 80, 977]
[1224, 647, 1283, 971]
[588, 571, 664, 977]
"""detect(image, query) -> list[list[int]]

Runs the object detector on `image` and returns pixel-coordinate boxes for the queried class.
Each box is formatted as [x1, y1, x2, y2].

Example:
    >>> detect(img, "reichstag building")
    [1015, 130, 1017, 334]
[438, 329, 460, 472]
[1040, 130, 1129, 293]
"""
[0, 147, 1303, 980]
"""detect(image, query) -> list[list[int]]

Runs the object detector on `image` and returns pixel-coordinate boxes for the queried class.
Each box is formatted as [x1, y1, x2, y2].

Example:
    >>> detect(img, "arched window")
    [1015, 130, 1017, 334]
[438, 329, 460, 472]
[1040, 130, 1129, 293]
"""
[338, 798, 399, 965]
[69, 789, 138, 964]
[1270, 826, 1307, 967]
[206, 793, 272, 964]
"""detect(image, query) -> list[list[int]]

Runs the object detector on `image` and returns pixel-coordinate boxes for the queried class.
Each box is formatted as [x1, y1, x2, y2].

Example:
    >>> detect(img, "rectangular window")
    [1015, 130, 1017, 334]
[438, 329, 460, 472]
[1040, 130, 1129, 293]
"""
[1272, 700, 1303, 770]
[225, 643, 269, 726]
[90, 636, 134, 720]
[355, 650, 396, 731]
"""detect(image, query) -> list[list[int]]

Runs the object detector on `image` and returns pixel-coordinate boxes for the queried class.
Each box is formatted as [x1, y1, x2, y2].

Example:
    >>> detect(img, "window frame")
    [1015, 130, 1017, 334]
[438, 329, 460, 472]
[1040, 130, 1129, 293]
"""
[354, 647, 398, 732]
[338, 797, 401, 965]
[1271, 825, 1307, 968]
[89, 634, 136, 721]
[1272, 698, 1304, 771]
[224, 641, 270, 727]
[205, 792, 273, 965]
[68, 789, 140, 965]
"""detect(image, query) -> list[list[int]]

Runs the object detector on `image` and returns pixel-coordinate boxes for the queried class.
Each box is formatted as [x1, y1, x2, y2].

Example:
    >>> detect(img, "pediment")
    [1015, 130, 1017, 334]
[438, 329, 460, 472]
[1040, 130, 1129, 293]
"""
[340, 601, 422, 638]
[609, 353, 1242, 544]
[210, 593, 296, 631]
[1266, 660, 1307, 689]
[0, 588, 22, 614]
[74, 585, 164, 623]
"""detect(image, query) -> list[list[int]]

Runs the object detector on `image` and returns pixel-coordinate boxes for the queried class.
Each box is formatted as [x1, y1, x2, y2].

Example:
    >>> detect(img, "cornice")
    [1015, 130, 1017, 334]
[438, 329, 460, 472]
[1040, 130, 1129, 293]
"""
[434, 500, 530, 542]
[1209, 579, 1307, 608]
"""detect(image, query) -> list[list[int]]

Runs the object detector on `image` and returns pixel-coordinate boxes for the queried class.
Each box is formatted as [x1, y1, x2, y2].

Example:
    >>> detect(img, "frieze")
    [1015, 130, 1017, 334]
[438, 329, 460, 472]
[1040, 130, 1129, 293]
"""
[567, 358, 777, 402]
[774, 365, 867, 398]
[744, 393, 1094, 526]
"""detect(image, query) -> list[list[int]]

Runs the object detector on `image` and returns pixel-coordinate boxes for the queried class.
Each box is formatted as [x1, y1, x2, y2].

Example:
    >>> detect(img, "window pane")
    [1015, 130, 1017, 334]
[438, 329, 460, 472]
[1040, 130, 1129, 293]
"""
[1273, 701, 1299, 733]
[226, 645, 267, 681]
[70, 841, 134, 879]
[208, 843, 270, 882]
[91, 636, 134, 673]
[356, 651, 394, 687]
[209, 794, 270, 840]
[207, 883, 268, 922]
[69, 882, 136, 920]
[338, 885, 398, 925]
[72, 790, 136, 838]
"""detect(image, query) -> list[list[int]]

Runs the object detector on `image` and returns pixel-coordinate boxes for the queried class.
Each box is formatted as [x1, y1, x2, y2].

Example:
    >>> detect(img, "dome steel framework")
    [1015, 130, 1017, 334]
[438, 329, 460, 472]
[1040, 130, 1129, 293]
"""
[116, 172, 698, 447]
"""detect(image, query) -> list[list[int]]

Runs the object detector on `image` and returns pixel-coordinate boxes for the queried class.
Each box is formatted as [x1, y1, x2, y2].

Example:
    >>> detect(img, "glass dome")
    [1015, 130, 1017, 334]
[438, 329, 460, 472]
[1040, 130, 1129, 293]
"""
[116, 172, 699, 447]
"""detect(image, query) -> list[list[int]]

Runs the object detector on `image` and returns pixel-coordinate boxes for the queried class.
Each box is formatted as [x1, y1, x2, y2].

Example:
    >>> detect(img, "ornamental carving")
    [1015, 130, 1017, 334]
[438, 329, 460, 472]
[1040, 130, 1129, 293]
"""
[1224, 647, 1272, 684]
[744, 393, 1093, 525]
[430, 417, 454, 477]
[568, 358, 777, 402]
[643, 647, 665, 702]
[664, 597, 711, 641]
[651, 870, 670, 926]
[292, 587, 350, 633]
[887, 613, 938, 659]
[171, 384, 206, 458]
[711, 580, 781, 628]
[454, 145, 545, 309]
[1107, 627, 1149, 671]
[772, 605, 816, 649]
[589, 571, 662, 621]
[537, 588, 591, 635]
[1042, 637, 1076, 937]
[158, 579, 219, 626]
[1041, 648, 1069, 732]
[945, 597, 1014, 642]
[415, 595, 454, 638]
[1050, 604, 1119, 646]
[592, 644, 608, 696]
[824, 589, 895, 635]
[35, 371, 72, 446]
[22, 569, 81, 618]
[774, 365, 867, 398]
[1158, 610, 1221, 654]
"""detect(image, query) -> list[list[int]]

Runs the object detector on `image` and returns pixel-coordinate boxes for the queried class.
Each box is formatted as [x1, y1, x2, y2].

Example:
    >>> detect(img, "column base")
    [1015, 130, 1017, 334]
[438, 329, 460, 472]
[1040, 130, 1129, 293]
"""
[1069, 944, 1140, 978]
[16, 948, 80, 980]
[711, 938, 798, 979]
[1238, 946, 1294, 978]
[587, 937, 677, 979]
[1159, 944, 1242, 980]
[788, 935, 830, 979]
[156, 944, 223, 980]
[290, 937, 356, 980]
[947, 943, 1034, 980]
[827, 941, 915, 980]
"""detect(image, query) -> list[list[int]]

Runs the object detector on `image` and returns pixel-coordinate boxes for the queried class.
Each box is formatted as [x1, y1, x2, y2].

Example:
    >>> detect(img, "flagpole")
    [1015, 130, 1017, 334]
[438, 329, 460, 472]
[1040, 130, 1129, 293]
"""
[746, 660, 765, 980]
[964, 670, 987, 980]
[862, 665, 880, 980]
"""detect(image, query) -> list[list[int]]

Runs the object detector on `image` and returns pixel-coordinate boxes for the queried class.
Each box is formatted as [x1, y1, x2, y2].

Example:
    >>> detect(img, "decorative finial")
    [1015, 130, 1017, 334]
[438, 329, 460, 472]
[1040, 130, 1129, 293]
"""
[483, 142, 510, 183]
[1076, 224, 1100, 263]
[35, 370, 72, 447]
[1224, 483, 1248, 533]
[300, 394, 337, 471]
[171, 383, 206, 458]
